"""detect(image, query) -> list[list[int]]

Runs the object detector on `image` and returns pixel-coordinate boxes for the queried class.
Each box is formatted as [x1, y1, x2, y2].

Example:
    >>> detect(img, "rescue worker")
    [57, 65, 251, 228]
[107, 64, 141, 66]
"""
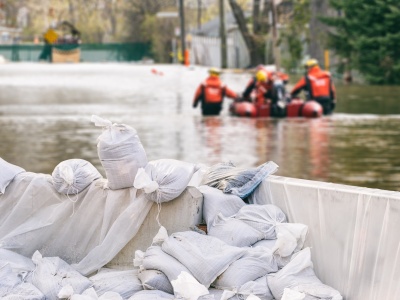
[290, 59, 336, 115]
[242, 69, 272, 105]
[193, 68, 238, 116]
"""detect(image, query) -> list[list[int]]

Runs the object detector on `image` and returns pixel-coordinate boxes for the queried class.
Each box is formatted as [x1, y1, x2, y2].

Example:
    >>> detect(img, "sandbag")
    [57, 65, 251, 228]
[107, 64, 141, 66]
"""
[0, 264, 44, 300]
[0, 157, 25, 194]
[128, 290, 175, 300]
[200, 161, 278, 199]
[141, 246, 191, 284]
[92, 115, 147, 190]
[198, 185, 245, 227]
[29, 251, 92, 300]
[162, 231, 246, 288]
[52, 159, 102, 195]
[213, 247, 278, 290]
[208, 213, 264, 247]
[134, 159, 198, 203]
[138, 269, 174, 294]
[0, 249, 35, 277]
[89, 268, 143, 299]
[267, 248, 343, 300]
[235, 204, 287, 239]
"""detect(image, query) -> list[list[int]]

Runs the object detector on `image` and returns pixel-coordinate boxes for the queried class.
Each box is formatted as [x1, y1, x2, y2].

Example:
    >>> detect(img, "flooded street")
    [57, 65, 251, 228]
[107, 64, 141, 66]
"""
[0, 63, 400, 191]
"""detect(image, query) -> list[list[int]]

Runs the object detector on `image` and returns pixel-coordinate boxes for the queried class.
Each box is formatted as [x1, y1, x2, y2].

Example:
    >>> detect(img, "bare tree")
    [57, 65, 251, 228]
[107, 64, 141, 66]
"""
[228, 0, 263, 66]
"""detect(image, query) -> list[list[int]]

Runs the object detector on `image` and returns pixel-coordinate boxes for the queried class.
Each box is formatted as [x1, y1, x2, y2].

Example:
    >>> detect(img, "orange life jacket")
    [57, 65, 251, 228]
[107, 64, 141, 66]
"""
[306, 67, 332, 99]
[202, 76, 225, 104]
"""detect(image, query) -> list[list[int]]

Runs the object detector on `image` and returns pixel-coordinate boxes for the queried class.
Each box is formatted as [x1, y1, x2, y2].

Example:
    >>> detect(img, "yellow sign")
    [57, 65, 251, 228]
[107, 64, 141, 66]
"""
[44, 29, 58, 44]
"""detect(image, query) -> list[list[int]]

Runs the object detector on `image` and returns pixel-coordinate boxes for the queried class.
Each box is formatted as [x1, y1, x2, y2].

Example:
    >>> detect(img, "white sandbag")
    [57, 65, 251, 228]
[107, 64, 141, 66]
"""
[162, 231, 246, 287]
[138, 269, 174, 294]
[208, 213, 264, 247]
[273, 223, 308, 258]
[251, 239, 277, 251]
[0, 249, 35, 277]
[60, 286, 123, 300]
[282, 288, 306, 300]
[128, 290, 175, 300]
[30, 251, 92, 300]
[0, 263, 21, 294]
[171, 271, 209, 300]
[235, 204, 287, 239]
[92, 115, 148, 190]
[267, 248, 343, 300]
[213, 247, 277, 290]
[134, 159, 198, 203]
[142, 246, 191, 283]
[89, 268, 143, 299]
[0, 157, 25, 194]
[210, 276, 273, 300]
[198, 185, 245, 227]
[52, 159, 102, 195]
[251, 240, 291, 269]
[0, 264, 44, 300]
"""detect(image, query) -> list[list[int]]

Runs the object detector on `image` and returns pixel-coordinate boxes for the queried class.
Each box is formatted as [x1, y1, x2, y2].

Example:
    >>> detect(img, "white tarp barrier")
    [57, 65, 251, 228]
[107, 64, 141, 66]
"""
[0, 172, 153, 276]
[249, 175, 400, 300]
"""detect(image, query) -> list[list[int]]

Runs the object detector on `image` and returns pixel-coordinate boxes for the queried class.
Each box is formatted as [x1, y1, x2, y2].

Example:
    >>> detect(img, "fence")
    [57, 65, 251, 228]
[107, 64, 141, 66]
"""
[0, 43, 152, 62]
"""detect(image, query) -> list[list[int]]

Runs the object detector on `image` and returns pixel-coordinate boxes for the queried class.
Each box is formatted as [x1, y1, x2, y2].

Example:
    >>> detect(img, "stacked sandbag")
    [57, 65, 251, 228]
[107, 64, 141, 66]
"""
[212, 247, 278, 290]
[0, 248, 35, 278]
[52, 159, 102, 195]
[92, 115, 148, 190]
[161, 231, 246, 288]
[89, 268, 143, 299]
[139, 246, 188, 293]
[0, 157, 25, 194]
[0, 264, 44, 300]
[267, 248, 343, 300]
[128, 290, 175, 300]
[134, 159, 198, 203]
[29, 251, 92, 299]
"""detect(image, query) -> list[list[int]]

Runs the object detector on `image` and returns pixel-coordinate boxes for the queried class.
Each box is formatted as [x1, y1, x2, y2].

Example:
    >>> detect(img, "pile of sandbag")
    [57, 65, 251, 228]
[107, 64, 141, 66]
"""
[129, 185, 342, 300]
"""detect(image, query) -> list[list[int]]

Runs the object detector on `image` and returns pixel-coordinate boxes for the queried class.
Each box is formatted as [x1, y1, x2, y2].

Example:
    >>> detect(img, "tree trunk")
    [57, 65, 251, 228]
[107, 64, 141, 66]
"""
[253, 0, 261, 34]
[309, 0, 329, 65]
[228, 0, 263, 66]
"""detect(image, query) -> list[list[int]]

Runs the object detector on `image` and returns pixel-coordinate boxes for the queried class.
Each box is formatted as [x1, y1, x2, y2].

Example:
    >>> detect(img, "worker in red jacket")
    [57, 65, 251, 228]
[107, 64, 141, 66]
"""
[193, 68, 238, 116]
[242, 69, 272, 105]
[290, 59, 337, 115]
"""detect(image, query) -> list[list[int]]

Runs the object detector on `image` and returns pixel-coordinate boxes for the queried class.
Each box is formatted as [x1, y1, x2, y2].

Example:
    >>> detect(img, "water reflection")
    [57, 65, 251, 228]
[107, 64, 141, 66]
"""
[0, 64, 400, 192]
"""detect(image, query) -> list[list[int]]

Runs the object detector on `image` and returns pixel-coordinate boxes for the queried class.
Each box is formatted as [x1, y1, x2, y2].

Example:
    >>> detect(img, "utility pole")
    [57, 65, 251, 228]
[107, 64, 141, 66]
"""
[271, 0, 280, 70]
[219, 0, 227, 68]
[197, 0, 202, 30]
[179, 0, 186, 64]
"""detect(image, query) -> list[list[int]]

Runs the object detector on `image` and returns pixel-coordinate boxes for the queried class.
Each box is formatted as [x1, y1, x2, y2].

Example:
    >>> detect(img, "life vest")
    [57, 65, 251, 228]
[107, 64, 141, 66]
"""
[254, 81, 269, 105]
[306, 67, 333, 99]
[202, 76, 225, 104]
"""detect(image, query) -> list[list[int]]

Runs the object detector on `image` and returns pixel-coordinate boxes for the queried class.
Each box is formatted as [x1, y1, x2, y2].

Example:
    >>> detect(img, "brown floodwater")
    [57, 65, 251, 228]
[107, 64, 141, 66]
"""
[0, 63, 400, 191]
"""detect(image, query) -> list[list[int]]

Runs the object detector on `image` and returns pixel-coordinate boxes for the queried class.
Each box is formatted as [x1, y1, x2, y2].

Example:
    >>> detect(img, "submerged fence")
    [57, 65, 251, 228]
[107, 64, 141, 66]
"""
[0, 43, 152, 62]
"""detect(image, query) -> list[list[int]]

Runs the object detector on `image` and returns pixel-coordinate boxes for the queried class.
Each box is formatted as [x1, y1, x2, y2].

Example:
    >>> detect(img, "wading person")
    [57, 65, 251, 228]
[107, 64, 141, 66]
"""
[193, 68, 238, 116]
[290, 59, 337, 115]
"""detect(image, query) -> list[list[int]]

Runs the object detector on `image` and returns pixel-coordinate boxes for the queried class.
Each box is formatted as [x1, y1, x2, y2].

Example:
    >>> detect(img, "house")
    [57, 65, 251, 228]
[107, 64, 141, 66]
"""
[189, 12, 250, 69]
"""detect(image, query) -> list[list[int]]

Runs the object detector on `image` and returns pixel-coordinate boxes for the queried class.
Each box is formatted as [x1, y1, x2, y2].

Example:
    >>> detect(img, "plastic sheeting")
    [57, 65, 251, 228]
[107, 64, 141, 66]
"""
[249, 175, 400, 300]
[0, 172, 153, 276]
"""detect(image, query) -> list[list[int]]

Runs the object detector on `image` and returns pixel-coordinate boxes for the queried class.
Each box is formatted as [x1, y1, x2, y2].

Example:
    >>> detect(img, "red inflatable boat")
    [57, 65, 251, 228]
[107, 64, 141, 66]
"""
[230, 98, 323, 118]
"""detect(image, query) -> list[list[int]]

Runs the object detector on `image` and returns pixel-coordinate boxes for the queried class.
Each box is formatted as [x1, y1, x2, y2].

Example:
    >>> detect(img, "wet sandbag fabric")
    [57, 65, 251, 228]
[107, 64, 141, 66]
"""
[92, 115, 148, 190]
[0, 157, 25, 194]
[52, 158, 102, 195]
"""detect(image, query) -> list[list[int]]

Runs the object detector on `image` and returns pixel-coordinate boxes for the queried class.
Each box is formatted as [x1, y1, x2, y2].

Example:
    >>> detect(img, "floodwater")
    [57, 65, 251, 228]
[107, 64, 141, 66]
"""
[0, 63, 400, 191]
